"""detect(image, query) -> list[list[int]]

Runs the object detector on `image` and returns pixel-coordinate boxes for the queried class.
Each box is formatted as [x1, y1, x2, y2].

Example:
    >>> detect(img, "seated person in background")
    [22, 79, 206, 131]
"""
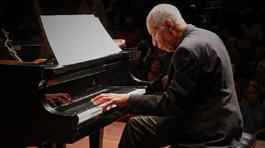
[132, 40, 152, 63]
[114, 17, 142, 48]
[77, 0, 108, 29]
[240, 10, 263, 50]
[229, 25, 254, 61]
[227, 42, 254, 95]
[130, 40, 152, 77]
[45, 93, 72, 107]
[251, 46, 265, 78]
[232, 64, 242, 101]
[239, 84, 265, 140]
[251, 60, 265, 100]
[162, 74, 168, 90]
[151, 46, 173, 74]
[144, 58, 165, 94]
[227, 46, 251, 79]
[225, 36, 239, 50]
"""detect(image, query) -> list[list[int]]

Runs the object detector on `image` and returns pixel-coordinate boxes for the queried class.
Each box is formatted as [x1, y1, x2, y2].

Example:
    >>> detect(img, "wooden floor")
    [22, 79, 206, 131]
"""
[254, 140, 265, 148]
[67, 121, 125, 148]
[27, 121, 265, 148]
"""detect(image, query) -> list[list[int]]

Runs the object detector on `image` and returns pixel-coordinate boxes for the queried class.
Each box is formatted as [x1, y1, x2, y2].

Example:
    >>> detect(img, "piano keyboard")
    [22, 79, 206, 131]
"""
[77, 87, 145, 124]
[55, 86, 145, 124]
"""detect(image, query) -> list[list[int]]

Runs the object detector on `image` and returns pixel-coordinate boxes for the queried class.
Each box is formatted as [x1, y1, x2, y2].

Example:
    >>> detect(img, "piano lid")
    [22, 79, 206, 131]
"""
[40, 15, 122, 66]
[0, 0, 126, 63]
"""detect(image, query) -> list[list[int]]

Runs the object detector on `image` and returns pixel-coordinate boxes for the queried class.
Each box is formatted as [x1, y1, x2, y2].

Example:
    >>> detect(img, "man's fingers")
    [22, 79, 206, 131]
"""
[90, 95, 102, 102]
[49, 99, 57, 107]
[91, 95, 112, 105]
[61, 95, 72, 103]
[53, 97, 66, 104]
[101, 101, 115, 110]
[57, 93, 72, 102]
[91, 94, 109, 103]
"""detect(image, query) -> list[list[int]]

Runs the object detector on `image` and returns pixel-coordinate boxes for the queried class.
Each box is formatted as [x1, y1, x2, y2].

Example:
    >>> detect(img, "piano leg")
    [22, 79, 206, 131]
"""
[89, 128, 104, 148]
[52, 143, 66, 148]
[38, 143, 66, 148]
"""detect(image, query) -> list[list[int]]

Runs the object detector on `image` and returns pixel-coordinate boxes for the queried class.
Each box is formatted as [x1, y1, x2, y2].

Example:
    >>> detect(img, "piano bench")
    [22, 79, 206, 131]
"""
[169, 132, 256, 148]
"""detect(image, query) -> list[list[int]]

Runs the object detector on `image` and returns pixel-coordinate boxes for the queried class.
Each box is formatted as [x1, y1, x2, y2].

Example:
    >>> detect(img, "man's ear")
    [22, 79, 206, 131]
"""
[164, 19, 174, 31]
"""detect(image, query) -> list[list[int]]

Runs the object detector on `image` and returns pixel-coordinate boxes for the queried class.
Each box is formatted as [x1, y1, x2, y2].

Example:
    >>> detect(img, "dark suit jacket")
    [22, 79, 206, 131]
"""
[128, 24, 243, 147]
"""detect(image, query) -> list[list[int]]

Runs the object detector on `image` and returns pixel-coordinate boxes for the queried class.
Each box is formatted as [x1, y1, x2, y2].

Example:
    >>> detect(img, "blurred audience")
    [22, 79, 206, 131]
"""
[251, 60, 265, 99]
[114, 17, 142, 48]
[226, 42, 252, 80]
[229, 24, 254, 61]
[162, 74, 168, 90]
[104, 0, 126, 35]
[131, 40, 152, 72]
[143, 58, 165, 94]
[209, 14, 230, 41]
[252, 47, 265, 78]
[77, 0, 108, 29]
[239, 84, 265, 140]
[240, 10, 264, 49]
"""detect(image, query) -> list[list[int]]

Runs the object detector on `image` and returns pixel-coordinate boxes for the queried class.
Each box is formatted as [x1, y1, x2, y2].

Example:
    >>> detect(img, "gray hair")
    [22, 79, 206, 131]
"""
[147, 4, 185, 28]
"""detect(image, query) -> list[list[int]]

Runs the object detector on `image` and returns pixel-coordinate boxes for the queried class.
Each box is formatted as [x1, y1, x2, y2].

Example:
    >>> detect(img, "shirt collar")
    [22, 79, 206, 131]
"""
[181, 24, 195, 42]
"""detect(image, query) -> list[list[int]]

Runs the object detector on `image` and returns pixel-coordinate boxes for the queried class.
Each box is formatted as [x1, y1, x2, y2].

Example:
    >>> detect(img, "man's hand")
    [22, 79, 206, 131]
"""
[91, 93, 130, 109]
[45, 93, 72, 107]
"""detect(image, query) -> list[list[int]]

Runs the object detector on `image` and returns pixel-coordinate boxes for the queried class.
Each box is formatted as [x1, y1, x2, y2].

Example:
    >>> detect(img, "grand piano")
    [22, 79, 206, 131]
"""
[0, 50, 149, 148]
[0, 0, 151, 147]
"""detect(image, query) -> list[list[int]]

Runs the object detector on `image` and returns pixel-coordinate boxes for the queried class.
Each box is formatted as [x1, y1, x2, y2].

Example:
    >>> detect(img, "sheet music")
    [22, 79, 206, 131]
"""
[40, 15, 121, 65]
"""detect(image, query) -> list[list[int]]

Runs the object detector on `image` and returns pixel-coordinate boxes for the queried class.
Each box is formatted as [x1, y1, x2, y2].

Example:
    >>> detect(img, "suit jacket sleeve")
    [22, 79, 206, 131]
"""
[128, 47, 202, 116]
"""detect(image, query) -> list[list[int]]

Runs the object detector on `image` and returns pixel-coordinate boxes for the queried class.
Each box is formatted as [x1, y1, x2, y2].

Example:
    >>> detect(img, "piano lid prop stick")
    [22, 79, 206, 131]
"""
[1, 28, 22, 62]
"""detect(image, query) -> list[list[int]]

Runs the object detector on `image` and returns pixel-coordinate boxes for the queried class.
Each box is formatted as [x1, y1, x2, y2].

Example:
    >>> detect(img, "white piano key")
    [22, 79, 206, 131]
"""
[77, 88, 146, 124]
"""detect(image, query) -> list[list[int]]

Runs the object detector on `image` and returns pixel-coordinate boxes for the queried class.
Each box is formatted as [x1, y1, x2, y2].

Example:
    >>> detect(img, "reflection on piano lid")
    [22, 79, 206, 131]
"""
[55, 86, 146, 125]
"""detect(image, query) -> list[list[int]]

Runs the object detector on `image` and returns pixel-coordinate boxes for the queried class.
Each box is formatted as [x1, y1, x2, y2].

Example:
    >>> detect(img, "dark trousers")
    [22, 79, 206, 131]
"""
[118, 116, 170, 148]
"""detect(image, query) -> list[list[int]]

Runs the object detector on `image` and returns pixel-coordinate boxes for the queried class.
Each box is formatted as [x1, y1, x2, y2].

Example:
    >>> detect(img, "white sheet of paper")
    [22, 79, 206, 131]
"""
[40, 15, 121, 65]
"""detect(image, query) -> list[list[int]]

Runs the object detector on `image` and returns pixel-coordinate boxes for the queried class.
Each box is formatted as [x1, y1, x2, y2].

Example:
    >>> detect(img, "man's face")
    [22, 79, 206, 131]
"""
[147, 18, 177, 52]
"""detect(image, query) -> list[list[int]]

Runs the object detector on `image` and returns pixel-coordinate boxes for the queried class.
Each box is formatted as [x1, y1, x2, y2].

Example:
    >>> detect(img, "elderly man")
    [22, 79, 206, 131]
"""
[92, 3, 242, 148]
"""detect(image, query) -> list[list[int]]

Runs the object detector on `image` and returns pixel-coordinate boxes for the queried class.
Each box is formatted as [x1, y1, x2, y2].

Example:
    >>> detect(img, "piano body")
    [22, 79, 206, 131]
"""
[0, 1, 152, 147]
[0, 49, 150, 147]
